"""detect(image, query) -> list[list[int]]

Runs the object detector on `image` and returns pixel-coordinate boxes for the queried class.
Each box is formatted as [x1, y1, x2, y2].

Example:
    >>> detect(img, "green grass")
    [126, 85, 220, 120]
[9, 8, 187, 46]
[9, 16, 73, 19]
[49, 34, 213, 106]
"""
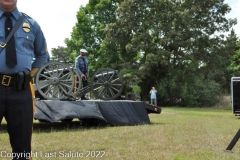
[1, 107, 240, 160]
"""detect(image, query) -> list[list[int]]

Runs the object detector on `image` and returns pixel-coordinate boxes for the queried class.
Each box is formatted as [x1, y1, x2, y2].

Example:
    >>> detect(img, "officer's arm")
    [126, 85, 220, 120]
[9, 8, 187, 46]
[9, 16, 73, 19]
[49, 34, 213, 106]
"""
[31, 21, 48, 69]
[86, 57, 89, 75]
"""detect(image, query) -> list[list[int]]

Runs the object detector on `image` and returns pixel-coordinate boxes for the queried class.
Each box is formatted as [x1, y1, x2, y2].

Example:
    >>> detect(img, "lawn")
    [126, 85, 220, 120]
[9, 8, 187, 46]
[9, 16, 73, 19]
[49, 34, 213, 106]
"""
[1, 107, 240, 160]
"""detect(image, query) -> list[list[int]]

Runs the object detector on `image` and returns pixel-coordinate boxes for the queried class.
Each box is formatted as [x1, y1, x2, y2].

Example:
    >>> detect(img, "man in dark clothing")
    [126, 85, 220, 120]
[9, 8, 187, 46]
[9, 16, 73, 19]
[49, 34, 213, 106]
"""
[75, 49, 89, 100]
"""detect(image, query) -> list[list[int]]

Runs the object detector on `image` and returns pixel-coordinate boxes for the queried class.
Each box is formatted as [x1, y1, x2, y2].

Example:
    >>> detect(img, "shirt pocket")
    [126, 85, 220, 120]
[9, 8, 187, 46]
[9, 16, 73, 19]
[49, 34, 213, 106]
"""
[16, 32, 34, 55]
[79, 60, 84, 66]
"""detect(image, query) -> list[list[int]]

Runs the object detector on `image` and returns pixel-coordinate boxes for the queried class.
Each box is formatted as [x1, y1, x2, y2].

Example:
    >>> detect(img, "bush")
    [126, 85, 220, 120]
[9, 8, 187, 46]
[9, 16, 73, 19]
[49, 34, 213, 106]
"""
[156, 71, 221, 107]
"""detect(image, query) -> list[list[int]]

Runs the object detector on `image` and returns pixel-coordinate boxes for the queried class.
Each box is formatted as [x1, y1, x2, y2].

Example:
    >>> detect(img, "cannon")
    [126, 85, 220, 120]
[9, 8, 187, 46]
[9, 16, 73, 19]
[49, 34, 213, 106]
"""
[32, 61, 160, 125]
[33, 61, 123, 100]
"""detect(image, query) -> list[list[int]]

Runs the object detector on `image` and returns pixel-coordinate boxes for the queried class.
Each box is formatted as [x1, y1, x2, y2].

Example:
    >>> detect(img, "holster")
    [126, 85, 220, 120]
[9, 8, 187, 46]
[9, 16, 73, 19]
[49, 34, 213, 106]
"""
[23, 71, 31, 89]
[14, 71, 32, 91]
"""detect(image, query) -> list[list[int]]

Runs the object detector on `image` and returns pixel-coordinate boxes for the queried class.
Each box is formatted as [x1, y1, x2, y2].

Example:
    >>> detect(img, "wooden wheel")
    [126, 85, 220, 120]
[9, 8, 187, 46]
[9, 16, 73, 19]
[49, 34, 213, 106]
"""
[72, 70, 82, 98]
[35, 62, 75, 100]
[91, 68, 123, 100]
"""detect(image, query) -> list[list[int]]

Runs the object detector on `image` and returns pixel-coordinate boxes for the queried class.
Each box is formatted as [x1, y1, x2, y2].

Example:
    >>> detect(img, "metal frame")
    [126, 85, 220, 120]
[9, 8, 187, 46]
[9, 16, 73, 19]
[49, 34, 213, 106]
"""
[231, 77, 240, 115]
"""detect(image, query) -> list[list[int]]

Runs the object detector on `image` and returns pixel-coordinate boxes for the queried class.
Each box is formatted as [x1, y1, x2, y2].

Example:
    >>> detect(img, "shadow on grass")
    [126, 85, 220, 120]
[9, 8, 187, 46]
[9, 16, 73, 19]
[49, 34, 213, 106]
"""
[1, 120, 159, 133]
[0, 119, 109, 133]
[150, 122, 167, 125]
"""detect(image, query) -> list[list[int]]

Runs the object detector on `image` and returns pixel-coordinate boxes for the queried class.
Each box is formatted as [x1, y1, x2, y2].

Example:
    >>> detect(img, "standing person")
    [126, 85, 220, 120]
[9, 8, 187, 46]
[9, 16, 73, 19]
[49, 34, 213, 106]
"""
[75, 49, 89, 100]
[149, 87, 158, 106]
[0, 0, 49, 160]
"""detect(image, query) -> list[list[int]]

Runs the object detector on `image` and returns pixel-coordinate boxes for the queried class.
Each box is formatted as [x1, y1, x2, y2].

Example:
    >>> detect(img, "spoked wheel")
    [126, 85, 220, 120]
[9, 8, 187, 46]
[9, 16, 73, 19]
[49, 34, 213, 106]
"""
[91, 68, 123, 100]
[72, 70, 82, 98]
[35, 62, 75, 100]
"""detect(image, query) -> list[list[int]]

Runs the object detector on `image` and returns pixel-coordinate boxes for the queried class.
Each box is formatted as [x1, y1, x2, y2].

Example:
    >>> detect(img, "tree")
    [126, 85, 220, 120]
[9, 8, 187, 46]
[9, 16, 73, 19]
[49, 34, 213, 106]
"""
[228, 40, 240, 77]
[51, 46, 74, 66]
[104, 0, 237, 106]
[65, 0, 124, 74]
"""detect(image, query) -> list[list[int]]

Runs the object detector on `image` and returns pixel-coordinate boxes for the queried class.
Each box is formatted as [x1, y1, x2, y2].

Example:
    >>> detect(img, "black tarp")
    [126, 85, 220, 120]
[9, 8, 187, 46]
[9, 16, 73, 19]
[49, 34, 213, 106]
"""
[34, 100, 150, 125]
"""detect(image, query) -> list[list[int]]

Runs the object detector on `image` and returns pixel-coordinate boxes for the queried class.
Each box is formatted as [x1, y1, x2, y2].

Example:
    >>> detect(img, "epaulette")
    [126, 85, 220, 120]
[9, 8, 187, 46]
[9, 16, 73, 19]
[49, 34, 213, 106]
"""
[20, 12, 32, 19]
[76, 55, 81, 60]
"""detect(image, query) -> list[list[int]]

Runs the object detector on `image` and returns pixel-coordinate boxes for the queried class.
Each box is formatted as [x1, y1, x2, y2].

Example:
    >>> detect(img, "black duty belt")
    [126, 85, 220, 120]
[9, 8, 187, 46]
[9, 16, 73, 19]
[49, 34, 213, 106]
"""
[0, 74, 14, 86]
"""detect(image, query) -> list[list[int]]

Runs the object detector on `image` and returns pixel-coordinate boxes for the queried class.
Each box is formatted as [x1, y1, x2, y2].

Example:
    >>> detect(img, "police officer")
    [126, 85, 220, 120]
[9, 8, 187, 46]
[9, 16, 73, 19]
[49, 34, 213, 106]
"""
[75, 49, 89, 100]
[0, 0, 49, 160]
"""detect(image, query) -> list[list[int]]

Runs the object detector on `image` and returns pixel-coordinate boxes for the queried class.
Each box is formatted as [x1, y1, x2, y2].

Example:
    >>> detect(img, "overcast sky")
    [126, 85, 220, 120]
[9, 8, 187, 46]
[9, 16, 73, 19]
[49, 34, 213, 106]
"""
[18, 0, 89, 55]
[17, 0, 240, 56]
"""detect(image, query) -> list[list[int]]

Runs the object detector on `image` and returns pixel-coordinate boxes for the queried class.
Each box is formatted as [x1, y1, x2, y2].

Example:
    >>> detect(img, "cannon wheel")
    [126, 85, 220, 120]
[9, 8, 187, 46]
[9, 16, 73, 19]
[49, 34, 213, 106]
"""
[72, 70, 82, 98]
[90, 68, 123, 100]
[35, 62, 75, 100]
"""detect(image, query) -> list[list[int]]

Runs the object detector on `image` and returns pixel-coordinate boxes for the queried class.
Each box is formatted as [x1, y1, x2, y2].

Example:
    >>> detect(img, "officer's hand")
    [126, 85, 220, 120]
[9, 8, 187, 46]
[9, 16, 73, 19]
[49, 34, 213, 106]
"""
[81, 74, 85, 78]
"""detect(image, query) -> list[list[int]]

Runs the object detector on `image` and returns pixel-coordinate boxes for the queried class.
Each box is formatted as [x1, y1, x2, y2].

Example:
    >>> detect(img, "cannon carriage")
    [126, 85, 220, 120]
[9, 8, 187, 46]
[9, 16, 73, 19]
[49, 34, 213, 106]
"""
[32, 61, 160, 124]
[33, 61, 124, 101]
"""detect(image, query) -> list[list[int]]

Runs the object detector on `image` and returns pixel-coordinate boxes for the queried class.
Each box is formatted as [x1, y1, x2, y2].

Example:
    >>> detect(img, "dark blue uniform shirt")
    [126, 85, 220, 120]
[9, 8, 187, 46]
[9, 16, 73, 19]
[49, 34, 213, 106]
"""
[75, 55, 89, 76]
[0, 8, 48, 74]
